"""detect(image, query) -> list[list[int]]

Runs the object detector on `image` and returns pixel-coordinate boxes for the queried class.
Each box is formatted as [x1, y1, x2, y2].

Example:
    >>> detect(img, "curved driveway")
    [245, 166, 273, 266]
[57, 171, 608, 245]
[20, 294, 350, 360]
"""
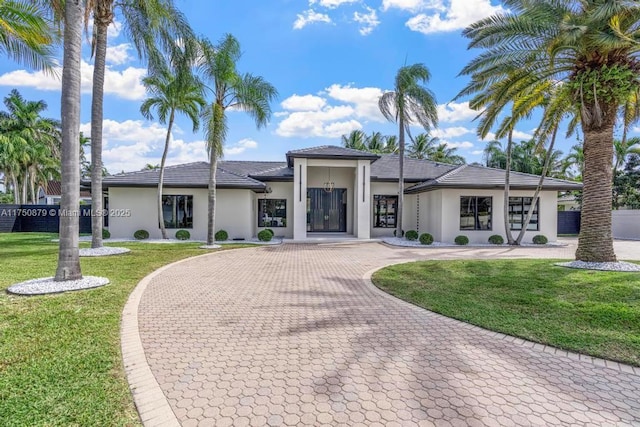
[124, 241, 640, 426]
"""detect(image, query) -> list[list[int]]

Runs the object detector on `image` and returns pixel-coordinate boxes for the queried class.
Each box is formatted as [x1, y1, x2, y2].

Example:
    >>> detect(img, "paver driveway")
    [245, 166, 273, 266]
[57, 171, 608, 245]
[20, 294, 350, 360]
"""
[123, 242, 640, 426]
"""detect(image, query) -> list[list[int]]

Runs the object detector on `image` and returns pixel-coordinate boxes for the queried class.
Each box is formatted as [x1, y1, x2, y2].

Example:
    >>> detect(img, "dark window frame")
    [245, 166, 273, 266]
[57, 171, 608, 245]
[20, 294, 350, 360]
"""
[162, 195, 193, 229]
[509, 197, 540, 231]
[258, 198, 287, 228]
[373, 195, 398, 228]
[459, 196, 493, 231]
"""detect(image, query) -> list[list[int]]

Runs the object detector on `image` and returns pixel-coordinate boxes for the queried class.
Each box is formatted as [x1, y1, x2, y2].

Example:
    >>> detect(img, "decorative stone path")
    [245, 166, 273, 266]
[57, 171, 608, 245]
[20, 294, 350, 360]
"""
[123, 241, 640, 426]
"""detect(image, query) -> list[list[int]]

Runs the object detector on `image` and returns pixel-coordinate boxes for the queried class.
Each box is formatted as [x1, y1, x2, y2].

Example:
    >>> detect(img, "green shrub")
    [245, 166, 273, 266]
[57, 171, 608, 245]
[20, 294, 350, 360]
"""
[488, 234, 504, 245]
[532, 234, 548, 245]
[405, 230, 419, 241]
[454, 235, 469, 245]
[264, 228, 274, 237]
[419, 233, 434, 245]
[214, 230, 228, 241]
[133, 229, 149, 240]
[175, 229, 190, 240]
[257, 229, 272, 242]
[102, 228, 110, 239]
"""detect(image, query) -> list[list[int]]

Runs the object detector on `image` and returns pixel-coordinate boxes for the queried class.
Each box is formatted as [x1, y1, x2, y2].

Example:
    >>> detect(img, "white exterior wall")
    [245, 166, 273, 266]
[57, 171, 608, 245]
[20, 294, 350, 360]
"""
[417, 191, 443, 241]
[254, 181, 294, 238]
[369, 182, 416, 237]
[292, 158, 308, 240]
[613, 210, 640, 240]
[439, 188, 558, 244]
[107, 186, 253, 241]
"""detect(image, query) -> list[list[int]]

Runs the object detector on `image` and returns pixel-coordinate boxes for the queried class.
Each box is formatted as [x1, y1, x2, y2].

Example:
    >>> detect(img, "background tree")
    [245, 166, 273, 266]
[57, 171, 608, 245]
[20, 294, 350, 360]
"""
[198, 34, 277, 246]
[407, 133, 438, 160]
[429, 143, 465, 165]
[378, 64, 438, 237]
[341, 130, 367, 151]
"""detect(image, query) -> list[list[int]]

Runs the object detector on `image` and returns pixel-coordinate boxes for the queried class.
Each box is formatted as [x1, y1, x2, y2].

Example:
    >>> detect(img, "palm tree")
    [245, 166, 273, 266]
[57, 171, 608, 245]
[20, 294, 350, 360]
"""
[459, 0, 640, 262]
[563, 144, 585, 181]
[366, 131, 385, 153]
[407, 133, 438, 159]
[85, 0, 194, 248]
[614, 137, 640, 172]
[198, 34, 278, 246]
[141, 59, 205, 239]
[341, 130, 367, 151]
[379, 64, 438, 237]
[0, 0, 57, 71]
[482, 140, 506, 169]
[383, 135, 398, 154]
[429, 143, 465, 165]
[55, 0, 83, 281]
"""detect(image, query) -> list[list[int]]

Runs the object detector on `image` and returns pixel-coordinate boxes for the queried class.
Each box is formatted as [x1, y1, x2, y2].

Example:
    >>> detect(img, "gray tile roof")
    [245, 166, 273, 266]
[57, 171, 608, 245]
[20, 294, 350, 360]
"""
[286, 145, 380, 166]
[370, 155, 458, 182]
[405, 164, 583, 193]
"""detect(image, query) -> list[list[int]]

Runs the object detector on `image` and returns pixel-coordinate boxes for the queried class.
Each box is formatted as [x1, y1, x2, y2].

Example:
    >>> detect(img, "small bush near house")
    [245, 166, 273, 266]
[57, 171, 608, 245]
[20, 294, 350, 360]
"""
[405, 230, 419, 241]
[102, 228, 110, 239]
[175, 230, 190, 240]
[454, 235, 469, 245]
[533, 234, 548, 245]
[488, 234, 504, 245]
[133, 229, 149, 240]
[264, 228, 274, 237]
[257, 229, 272, 242]
[215, 230, 228, 242]
[393, 229, 404, 237]
[419, 233, 434, 245]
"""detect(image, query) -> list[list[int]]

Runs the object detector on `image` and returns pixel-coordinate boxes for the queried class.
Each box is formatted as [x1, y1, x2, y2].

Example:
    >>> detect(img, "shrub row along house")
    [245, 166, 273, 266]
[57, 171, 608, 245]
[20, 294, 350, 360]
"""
[101, 146, 581, 242]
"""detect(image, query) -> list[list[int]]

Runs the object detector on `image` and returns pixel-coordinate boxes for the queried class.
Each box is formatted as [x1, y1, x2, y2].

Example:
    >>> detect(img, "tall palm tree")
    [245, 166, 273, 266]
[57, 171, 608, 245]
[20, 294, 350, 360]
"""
[407, 133, 439, 159]
[0, 0, 57, 71]
[341, 129, 367, 151]
[85, 0, 194, 248]
[614, 137, 640, 172]
[429, 143, 465, 165]
[459, 0, 640, 262]
[379, 63, 438, 237]
[55, 0, 83, 281]
[141, 60, 205, 239]
[198, 34, 278, 246]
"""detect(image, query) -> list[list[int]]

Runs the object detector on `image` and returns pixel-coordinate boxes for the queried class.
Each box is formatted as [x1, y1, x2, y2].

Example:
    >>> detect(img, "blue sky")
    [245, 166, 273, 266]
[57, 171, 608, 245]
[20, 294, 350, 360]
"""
[1, 0, 636, 173]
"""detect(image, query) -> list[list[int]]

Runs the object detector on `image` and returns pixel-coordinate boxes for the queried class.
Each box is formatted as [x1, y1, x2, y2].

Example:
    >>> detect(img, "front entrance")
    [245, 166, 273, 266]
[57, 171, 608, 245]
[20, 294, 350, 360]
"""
[307, 188, 347, 232]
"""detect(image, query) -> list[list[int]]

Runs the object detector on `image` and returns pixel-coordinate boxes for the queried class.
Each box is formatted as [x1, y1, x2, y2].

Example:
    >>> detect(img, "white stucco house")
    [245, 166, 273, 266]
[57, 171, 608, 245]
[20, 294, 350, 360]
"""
[101, 145, 582, 243]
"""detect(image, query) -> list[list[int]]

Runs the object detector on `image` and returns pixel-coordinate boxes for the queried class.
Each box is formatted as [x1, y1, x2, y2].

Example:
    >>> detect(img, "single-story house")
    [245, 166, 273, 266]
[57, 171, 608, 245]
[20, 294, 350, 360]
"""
[101, 145, 582, 243]
[39, 180, 92, 205]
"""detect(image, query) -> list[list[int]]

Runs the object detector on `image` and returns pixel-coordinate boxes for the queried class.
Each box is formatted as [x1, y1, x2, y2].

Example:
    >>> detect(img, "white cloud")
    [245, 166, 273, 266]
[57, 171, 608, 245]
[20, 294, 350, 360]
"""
[471, 150, 484, 155]
[276, 106, 361, 138]
[86, 18, 123, 40]
[324, 84, 385, 121]
[382, 0, 442, 13]
[0, 60, 147, 100]
[81, 119, 167, 147]
[310, 0, 358, 8]
[224, 138, 259, 156]
[281, 94, 327, 111]
[437, 101, 478, 123]
[445, 140, 474, 149]
[106, 43, 132, 65]
[512, 130, 533, 140]
[632, 126, 640, 134]
[353, 7, 380, 35]
[293, 10, 332, 30]
[405, 0, 505, 34]
[432, 126, 474, 139]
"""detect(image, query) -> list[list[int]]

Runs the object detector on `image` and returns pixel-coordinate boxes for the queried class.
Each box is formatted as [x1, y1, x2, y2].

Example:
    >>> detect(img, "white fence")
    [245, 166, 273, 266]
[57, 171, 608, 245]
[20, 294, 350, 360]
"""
[613, 210, 640, 240]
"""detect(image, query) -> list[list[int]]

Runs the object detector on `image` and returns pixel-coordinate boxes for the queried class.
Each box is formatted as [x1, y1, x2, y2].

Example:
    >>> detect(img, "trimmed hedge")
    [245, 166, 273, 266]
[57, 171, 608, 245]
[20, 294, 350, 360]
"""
[488, 234, 504, 245]
[419, 233, 434, 245]
[264, 228, 274, 237]
[454, 235, 469, 245]
[214, 230, 228, 241]
[175, 229, 190, 240]
[533, 234, 548, 245]
[102, 228, 110, 239]
[257, 229, 272, 242]
[133, 229, 149, 240]
[405, 230, 419, 241]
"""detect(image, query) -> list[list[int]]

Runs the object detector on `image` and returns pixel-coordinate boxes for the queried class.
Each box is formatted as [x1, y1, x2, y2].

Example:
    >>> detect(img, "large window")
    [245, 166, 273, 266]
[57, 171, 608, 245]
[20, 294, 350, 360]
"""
[259, 199, 287, 227]
[509, 197, 539, 231]
[374, 195, 397, 228]
[460, 196, 492, 230]
[162, 195, 193, 228]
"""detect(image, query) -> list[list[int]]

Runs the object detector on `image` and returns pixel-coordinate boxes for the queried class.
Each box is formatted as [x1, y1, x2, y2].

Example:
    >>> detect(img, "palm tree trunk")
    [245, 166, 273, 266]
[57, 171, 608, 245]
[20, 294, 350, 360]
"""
[11, 173, 19, 204]
[55, 0, 83, 281]
[90, 13, 110, 249]
[29, 166, 36, 203]
[397, 117, 404, 238]
[575, 107, 617, 262]
[207, 149, 218, 246]
[157, 110, 174, 240]
[22, 170, 28, 204]
[503, 128, 515, 245]
[515, 125, 558, 244]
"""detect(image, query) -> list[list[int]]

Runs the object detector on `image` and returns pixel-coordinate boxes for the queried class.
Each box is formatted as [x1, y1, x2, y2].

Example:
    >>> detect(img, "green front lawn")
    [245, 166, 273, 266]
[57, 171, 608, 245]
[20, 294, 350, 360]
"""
[0, 233, 251, 427]
[373, 259, 640, 366]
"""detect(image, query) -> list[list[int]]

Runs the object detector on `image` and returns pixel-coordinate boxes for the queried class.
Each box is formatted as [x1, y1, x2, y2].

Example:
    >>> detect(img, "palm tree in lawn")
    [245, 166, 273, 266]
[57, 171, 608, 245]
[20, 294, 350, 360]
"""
[408, 133, 439, 160]
[429, 143, 465, 165]
[379, 64, 438, 237]
[141, 59, 206, 239]
[0, 0, 57, 71]
[84, 0, 194, 249]
[198, 34, 278, 246]
[55, 0, 83, 281]
[459, 0, 640, 262]
[341, 130, 367, 151]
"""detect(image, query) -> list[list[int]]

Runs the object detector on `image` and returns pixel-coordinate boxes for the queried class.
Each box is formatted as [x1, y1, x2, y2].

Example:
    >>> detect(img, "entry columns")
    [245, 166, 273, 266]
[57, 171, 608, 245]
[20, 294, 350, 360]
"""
[293, 158, 308, 240]
[355, 159, 371, 238]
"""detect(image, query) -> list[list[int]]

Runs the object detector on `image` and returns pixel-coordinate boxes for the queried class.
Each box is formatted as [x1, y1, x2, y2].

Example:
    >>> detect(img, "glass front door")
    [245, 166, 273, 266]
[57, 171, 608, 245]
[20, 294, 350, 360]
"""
[307, 188, 347, 232]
